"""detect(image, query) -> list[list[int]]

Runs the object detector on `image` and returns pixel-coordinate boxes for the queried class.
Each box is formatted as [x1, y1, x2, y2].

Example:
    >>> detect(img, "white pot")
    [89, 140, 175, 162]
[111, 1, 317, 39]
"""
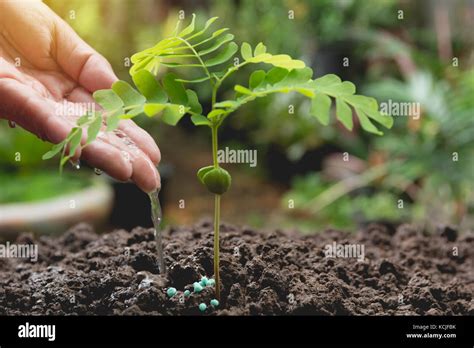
[0, 179, 113, 237]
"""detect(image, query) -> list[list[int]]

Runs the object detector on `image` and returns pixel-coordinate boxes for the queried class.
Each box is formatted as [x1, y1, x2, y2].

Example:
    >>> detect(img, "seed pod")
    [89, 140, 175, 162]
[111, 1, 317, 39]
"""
[200, 167, 232, 195]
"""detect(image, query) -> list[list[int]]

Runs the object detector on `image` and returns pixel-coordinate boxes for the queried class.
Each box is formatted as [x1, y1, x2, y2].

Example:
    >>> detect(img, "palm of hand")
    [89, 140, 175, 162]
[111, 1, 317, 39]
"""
[0, 8, 160, 191]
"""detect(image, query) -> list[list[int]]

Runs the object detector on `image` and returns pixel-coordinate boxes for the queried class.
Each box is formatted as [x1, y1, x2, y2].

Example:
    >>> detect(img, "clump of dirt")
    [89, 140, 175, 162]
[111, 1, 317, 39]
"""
[0, 221, 472, 315]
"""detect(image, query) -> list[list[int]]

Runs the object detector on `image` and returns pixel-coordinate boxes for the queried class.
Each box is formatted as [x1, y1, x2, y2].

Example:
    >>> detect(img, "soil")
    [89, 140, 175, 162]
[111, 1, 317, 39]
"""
[0, 221, 472, 315]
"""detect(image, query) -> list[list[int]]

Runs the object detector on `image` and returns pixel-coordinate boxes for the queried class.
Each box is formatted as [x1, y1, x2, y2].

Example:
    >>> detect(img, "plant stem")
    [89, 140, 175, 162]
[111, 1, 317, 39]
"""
[211, 124, 221, 300]
[211, 125, 219, 167]
[213, 194, 221, 300]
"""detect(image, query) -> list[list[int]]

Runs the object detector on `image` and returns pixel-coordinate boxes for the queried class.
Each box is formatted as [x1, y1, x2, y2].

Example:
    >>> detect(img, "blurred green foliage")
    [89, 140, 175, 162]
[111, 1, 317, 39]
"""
[0, 123, 92, 203]
[0, 124, 52, 169]
[0, 171, 91, 204]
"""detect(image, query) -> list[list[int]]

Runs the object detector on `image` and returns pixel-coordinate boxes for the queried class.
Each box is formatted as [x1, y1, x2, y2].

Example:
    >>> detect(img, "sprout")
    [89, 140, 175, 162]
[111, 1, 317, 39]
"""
[43, 15, 392, 302]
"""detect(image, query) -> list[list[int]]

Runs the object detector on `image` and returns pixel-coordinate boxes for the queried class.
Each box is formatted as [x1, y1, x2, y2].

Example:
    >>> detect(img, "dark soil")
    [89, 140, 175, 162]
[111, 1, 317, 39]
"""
[0, 221, 472, 315]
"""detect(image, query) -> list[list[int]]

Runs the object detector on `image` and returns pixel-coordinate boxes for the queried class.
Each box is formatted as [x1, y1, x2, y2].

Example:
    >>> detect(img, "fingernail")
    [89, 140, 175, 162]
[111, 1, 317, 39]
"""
[154, 167, 161, 190]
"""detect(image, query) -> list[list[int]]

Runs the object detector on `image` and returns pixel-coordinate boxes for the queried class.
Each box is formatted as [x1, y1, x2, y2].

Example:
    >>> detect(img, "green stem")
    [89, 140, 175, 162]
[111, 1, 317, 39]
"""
[211, 125, 219, 167]
[211, 124, 221, 300]
[212, 62, 249, 106]
[213, 194, 221, 301]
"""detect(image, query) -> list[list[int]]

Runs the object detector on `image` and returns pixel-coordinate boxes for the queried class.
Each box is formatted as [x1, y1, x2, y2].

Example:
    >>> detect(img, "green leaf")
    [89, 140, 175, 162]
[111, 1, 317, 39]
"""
[93, 89, 124, 111]
[214, 100, 240, 109]
[132, 70, 167, 103]
[125, 105, 145, 118]
[344, 95, 392, 129]
[42, 140, 66, 160]
[312, 74, 341, 88]
[354, 108, 383, 135]
[112, 81, 146, 107]
[208, 109, 226, 120]
[186, 90, 202, 114]
[186, 16, 218, 41]
[311, 94, 332, 125]
[247, 53, 305, 69]
[204, 42, 238, 67]
[144, 103, 167, 117]
[211, 28, 229, 38]
[241, 42, 252, 60]
[280, 67, 313, 86]
[315, 79, 356, 96]
[68, 128, 83, 157]
[249, 70, 266, 89]
[295, 88, 315, 98]
[265, 67, 289, 85]
[336, 99, 353, 130]
[86, 113, 102, 144]
[234, 85, 253, 95]
[161, 104, 187, 126]
[77, 114, 91, 126]
[178, 13, 196, 37]
[197, 33, 234, 56]
[265, 55, 306, 69]
[162, 73, 188, 105]
[191, 114, 211, 126]
[363, 107, 393, 128]
[254, 42, 267, 56]
[106, 110, 122, 131]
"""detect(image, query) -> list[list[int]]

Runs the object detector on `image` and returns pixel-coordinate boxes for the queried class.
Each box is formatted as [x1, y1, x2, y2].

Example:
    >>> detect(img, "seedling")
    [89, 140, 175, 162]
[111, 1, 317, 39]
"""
[43, 15, 392, 301]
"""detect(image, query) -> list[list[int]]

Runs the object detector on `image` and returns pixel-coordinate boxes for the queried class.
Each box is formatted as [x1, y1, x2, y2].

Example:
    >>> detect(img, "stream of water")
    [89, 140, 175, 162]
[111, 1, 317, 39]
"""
[149, 189, 165, 273]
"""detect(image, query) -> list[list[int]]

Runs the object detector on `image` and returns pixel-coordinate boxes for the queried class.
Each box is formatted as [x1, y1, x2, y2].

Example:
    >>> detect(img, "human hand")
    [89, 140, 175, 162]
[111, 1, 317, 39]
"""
[0, 0, 161, 192]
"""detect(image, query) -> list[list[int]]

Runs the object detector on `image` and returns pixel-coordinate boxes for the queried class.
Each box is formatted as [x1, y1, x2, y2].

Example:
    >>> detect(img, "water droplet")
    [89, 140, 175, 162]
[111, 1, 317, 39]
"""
[70, 160, 80, 170]
[94, 168, 103, 175]
[8, 120, 16, 128]
[138, 276, 153, 290]
[121, 150, 130, 162]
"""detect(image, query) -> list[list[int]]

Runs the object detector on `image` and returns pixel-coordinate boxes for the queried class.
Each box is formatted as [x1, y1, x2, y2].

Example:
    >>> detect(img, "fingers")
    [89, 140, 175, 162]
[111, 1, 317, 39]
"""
[119, 119, 161, 165]
[81, 141, 133, 183]
[130, 155, 161, 193]
[53, 17, 117, 92]
[0, 78, 70, 143]
[95, 130, 161, 192]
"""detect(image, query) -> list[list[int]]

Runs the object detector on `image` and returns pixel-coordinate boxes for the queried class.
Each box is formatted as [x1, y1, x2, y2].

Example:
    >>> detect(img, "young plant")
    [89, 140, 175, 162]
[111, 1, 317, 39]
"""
[43, 15, 393, 300]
